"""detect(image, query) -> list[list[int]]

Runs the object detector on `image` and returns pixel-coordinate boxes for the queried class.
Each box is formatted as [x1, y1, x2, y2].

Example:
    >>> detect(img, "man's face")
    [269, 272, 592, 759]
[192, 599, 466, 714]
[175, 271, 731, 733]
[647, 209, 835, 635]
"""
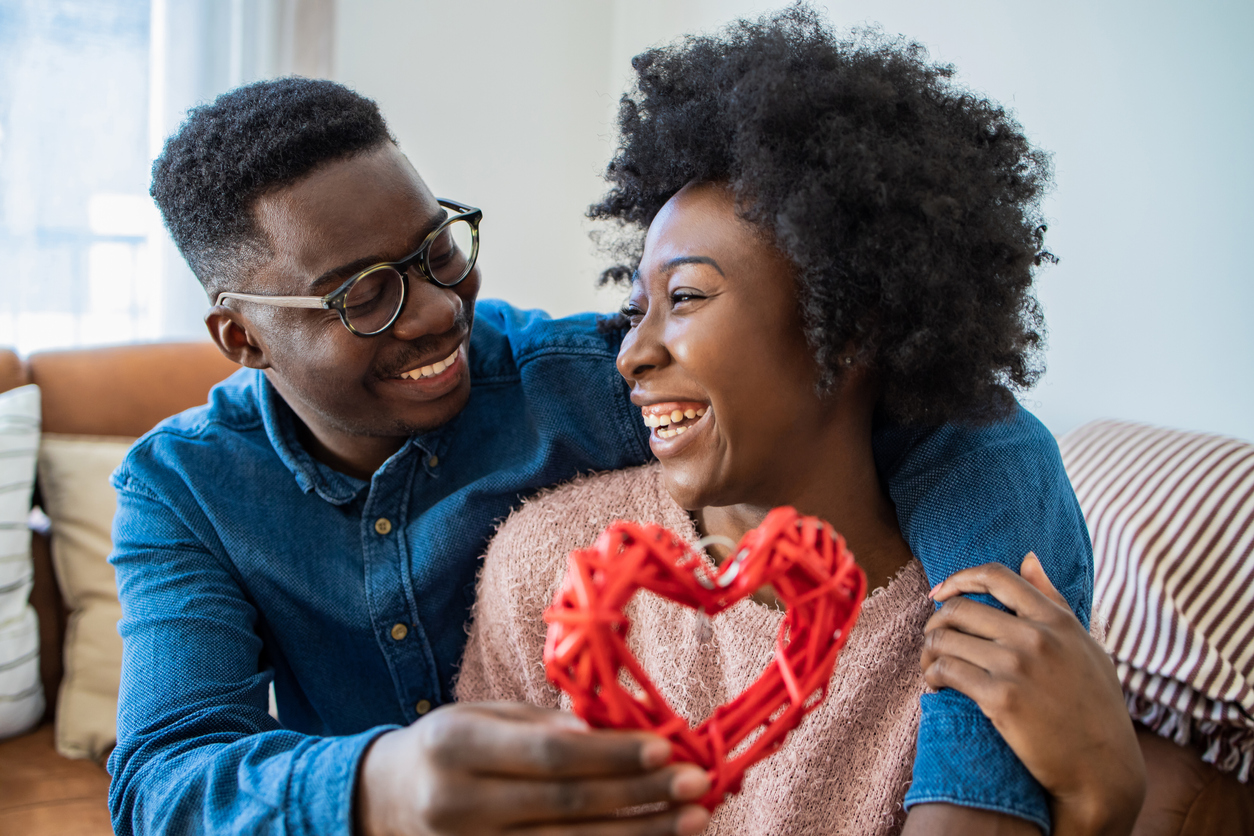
[232, 143, 479, 448]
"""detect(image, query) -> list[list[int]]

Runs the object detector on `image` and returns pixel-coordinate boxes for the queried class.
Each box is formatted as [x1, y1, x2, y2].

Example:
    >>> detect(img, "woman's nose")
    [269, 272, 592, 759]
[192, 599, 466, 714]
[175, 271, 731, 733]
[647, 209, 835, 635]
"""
[391, 273, 461, 341]
[616, 311, 669, 381]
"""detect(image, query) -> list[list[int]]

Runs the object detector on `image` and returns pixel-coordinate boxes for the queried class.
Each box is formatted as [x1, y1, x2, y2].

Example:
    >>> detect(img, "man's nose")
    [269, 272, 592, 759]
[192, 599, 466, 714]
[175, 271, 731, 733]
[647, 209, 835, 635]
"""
[391, 273, 461, 340]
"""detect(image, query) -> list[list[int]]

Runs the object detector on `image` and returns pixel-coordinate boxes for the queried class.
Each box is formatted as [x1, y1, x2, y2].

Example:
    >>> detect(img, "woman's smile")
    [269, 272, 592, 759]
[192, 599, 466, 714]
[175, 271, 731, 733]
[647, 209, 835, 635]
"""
[638, 401, 712, 453]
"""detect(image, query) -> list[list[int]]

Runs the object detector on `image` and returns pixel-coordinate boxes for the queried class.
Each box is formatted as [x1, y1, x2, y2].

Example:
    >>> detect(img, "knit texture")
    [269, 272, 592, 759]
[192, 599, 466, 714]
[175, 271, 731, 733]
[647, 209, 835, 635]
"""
[457, 464, 931, 835]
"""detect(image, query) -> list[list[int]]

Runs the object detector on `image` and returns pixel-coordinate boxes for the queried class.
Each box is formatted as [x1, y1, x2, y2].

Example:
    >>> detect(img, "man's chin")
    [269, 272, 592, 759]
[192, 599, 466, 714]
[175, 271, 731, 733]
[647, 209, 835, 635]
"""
[374, 373, 473, 438]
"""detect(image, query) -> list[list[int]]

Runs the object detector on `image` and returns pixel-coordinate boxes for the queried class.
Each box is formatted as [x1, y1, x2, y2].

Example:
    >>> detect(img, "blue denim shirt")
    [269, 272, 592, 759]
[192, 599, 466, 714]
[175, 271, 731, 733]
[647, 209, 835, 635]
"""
[107, 300, 1089, 835]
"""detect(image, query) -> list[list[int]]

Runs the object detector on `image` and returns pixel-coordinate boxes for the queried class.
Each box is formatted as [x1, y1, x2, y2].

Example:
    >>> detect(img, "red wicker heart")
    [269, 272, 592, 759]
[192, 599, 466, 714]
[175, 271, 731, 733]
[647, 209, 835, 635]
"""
[543, 506, 866, 810]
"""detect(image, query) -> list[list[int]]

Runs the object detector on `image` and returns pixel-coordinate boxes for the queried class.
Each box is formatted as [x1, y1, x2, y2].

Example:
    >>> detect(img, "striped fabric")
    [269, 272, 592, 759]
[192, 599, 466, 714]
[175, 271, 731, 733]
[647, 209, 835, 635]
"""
[1059, 420, 1254, 782]
[0, 384, 43, 738]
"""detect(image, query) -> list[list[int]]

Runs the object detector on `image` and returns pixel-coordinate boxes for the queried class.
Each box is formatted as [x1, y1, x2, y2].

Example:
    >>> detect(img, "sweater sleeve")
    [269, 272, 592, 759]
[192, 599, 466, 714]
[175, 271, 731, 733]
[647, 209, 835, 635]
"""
[107, 483, 392, 836]
[875, 404, 1092, 835]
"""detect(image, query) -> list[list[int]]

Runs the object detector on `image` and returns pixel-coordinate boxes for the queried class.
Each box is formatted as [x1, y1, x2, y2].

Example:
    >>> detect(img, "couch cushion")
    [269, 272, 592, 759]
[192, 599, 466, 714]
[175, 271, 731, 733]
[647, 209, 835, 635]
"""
[0, 349, 26, 396]
[37, 436, 134, 762]
[0, 721, 112, 836]
[0, 385, 44, 738]
[28, 342, 239, 438]
[1059, 420, 1254, 784]
[1134, 724, 1254, 835]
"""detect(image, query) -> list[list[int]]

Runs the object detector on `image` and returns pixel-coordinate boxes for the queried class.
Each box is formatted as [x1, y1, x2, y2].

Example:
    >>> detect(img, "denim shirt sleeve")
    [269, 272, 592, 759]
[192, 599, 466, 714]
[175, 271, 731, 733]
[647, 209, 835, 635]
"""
[875, 404, 1093, 834]
[106, 478, 394, 836]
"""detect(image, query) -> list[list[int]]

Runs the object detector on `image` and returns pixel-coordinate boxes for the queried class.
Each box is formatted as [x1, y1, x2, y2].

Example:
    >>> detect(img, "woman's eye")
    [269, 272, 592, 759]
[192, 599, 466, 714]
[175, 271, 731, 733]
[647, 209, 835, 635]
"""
[670, 290, 704, 305]
[620, 304, 645, 326]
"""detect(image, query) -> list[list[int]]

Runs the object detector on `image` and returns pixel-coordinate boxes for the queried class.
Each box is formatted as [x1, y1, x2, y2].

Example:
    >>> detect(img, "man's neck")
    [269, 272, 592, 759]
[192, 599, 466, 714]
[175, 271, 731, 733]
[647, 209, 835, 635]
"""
[266, 370, 408, 480]
[292, 418, 405, 481]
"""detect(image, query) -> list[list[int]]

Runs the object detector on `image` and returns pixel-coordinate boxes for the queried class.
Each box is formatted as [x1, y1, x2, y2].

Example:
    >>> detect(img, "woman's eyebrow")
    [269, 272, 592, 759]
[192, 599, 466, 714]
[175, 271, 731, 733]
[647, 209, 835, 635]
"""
[662, 255, 725, 276]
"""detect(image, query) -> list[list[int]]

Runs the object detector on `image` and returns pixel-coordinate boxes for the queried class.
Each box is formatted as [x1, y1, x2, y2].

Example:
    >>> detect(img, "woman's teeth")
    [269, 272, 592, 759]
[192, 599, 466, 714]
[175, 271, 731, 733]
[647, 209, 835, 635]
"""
[399, 349, 459, 380]
[641, 406, 708, 439]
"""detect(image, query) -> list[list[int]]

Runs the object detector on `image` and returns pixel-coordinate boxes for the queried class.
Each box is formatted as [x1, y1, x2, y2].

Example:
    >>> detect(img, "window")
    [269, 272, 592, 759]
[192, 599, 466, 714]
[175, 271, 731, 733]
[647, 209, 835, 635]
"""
[0, 0, 334, 354]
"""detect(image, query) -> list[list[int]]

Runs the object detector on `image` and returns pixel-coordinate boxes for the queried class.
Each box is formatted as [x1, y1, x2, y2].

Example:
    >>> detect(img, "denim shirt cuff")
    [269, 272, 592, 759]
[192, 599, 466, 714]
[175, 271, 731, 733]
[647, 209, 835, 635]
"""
[288, 726, 396, 836]
[904, 692, 1051, 834]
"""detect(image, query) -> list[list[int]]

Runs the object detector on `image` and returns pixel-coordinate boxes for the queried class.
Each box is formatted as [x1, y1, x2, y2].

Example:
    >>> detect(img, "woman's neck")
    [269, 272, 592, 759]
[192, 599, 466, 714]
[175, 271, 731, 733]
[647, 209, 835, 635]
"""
[693, 377, 913, 593]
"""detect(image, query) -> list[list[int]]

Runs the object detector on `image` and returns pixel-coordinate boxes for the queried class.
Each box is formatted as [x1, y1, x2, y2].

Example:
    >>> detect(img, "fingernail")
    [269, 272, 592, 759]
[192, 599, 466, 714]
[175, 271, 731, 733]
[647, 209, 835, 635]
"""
[675, 804, 712, 835]
[928, 581, 943, 599]
[1023, 551, 1040, 568]
[640, 738, 671, 769]
[670, 766, 711, 800]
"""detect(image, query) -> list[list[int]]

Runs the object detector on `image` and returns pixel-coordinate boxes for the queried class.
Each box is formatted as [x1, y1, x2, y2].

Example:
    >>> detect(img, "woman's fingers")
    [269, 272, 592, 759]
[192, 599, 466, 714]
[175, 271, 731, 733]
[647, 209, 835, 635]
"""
[921, 653, 998, 703]
[930, 558, 1066, 623]
[920, 619, 1018, 673]
[923, 592, 1024, 641]
[1018, 552, 1070, 610]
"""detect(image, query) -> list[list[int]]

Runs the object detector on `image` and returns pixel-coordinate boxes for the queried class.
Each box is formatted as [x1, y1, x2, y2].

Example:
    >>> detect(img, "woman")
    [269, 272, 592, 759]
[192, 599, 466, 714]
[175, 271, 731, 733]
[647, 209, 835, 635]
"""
[458, 9, 1143, 835]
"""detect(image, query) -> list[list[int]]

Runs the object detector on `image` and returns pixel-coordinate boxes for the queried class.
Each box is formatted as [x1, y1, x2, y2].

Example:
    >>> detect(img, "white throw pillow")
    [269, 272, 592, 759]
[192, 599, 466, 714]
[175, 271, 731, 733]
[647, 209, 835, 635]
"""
[0, 384, 44, 738]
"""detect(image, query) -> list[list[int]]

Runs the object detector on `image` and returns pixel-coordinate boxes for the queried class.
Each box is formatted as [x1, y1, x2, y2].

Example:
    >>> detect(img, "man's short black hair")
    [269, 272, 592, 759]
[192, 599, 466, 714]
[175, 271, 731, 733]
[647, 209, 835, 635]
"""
[150, 77, 395, 292]
[592, 5, 1054, 424]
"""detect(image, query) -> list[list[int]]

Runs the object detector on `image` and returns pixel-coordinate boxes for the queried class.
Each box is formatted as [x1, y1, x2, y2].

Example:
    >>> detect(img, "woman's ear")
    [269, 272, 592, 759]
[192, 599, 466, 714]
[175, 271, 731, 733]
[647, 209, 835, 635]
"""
[206, 306, 269, 370]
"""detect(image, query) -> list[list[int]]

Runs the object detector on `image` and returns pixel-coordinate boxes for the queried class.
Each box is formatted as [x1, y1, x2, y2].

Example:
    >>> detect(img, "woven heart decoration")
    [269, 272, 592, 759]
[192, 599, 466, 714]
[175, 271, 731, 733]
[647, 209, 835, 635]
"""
[543, 506, 866, 810]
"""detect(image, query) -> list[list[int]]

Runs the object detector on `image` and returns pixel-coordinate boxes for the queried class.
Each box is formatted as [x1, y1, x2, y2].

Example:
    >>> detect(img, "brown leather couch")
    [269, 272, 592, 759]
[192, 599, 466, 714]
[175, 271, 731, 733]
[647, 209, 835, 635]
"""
[0, 343, 237, 836]
[0, 342, 1249, 835]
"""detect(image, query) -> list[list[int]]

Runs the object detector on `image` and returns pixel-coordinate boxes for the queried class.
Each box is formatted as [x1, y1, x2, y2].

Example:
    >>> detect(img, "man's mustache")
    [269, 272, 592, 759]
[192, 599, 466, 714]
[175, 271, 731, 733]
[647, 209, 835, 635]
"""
[379, 310, 472, 377]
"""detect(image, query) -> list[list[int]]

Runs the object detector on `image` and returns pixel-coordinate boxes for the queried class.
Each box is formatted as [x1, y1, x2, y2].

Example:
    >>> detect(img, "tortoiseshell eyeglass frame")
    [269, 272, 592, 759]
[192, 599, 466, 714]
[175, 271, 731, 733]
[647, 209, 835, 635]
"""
[213, 199, 481, 336]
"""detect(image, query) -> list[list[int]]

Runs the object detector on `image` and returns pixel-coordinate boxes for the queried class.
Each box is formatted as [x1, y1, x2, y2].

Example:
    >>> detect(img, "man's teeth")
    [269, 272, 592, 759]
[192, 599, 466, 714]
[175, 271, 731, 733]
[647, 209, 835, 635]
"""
[642, 406, 707, 438]
[399, 349, 459, 380]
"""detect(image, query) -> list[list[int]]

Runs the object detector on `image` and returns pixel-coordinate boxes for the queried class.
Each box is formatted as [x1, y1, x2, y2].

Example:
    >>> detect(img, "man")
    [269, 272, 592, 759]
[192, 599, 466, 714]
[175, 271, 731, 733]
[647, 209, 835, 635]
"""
[108, 78, 1090, 835]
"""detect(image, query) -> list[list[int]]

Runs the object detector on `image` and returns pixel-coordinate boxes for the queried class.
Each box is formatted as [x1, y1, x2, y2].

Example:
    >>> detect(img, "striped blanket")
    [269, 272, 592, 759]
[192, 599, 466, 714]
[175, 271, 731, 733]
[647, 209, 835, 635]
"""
[1059, 420, 1253, 782]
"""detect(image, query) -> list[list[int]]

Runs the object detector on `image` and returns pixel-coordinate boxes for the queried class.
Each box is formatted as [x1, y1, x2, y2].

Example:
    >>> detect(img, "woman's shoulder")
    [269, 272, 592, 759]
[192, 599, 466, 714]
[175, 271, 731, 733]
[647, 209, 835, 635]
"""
[491, 464, 672, 553]
[457, 464, 676, 705]
[478, 464, 674, 597]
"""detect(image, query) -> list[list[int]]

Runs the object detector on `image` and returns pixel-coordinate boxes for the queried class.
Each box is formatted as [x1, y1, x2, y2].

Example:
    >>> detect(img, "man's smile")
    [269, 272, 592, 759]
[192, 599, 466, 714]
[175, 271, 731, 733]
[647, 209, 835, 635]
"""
[379, 343, 467, 399]
[395, 348, 460, 380]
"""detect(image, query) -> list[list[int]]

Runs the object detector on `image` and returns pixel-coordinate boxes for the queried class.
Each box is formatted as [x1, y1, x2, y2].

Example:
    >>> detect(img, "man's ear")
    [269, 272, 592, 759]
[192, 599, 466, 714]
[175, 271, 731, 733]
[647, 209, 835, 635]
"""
[206, 305, 270, 369]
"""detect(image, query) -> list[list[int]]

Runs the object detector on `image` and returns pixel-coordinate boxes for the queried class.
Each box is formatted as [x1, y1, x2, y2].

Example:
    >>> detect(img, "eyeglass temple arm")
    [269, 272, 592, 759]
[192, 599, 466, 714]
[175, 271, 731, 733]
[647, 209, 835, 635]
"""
[215, 291, 328, 309]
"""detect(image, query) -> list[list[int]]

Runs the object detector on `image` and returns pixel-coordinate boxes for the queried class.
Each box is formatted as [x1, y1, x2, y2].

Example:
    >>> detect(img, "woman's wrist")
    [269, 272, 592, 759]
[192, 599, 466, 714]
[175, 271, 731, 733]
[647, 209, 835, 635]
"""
[1050, 779, 1144, 836]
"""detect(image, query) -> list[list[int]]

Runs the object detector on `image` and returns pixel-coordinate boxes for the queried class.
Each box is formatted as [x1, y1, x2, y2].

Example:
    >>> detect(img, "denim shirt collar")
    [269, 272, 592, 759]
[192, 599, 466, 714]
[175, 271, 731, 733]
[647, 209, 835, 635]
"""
[256, 371, 455, 506]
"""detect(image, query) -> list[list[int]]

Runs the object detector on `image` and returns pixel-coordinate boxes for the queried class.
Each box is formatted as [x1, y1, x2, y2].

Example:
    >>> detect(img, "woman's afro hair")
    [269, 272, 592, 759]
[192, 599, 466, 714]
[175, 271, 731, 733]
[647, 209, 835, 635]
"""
[150, 77, 394, 290]
[591, 4, 1053, 425]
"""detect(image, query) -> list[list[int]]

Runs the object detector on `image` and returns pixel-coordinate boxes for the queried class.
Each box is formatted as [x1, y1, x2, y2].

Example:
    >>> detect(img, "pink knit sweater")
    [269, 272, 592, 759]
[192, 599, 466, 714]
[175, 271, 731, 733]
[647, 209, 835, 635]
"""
[456, 465, 932, 835]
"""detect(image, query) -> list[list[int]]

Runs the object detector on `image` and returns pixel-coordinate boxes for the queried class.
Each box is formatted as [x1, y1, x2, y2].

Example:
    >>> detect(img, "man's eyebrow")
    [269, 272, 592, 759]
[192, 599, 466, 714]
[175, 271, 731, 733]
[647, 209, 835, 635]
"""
[307, 208, 446, 293]
[662, 255, 725, 276]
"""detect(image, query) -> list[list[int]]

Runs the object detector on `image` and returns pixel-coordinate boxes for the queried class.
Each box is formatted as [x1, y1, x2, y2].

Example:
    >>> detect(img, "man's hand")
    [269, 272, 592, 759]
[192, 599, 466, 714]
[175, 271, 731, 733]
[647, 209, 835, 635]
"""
[921, 554, 1145, 835]
[355, 702, 712, 836]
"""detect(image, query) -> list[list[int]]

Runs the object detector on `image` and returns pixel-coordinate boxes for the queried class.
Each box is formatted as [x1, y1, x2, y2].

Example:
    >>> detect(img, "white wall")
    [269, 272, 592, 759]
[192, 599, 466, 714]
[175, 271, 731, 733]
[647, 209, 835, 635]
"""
[335, 0, 1254, 443]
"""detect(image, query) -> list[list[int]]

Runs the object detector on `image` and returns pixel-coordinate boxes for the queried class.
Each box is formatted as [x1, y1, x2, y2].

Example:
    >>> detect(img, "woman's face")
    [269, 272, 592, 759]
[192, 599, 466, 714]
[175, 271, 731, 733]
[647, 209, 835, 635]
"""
[617, 182, 832, 511]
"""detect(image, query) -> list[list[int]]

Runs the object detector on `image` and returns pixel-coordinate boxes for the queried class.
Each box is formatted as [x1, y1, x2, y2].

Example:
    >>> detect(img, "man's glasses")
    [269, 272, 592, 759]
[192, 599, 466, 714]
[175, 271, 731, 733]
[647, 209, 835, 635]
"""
[215, 199, 482, 336]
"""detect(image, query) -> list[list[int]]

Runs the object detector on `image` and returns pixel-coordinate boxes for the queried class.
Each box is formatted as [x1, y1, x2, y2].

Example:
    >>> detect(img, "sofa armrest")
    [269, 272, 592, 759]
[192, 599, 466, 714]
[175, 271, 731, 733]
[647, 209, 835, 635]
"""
[1134, 724, 1254, 835]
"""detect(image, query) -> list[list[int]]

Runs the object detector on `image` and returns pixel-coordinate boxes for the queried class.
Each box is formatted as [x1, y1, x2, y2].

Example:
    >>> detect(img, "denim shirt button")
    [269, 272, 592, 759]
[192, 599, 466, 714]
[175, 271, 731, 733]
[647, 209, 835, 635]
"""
[415, 699, 432, 716]
[390, 623, 408, 641]
[374, 517, 392, 535]
[427, 455, 439, 468]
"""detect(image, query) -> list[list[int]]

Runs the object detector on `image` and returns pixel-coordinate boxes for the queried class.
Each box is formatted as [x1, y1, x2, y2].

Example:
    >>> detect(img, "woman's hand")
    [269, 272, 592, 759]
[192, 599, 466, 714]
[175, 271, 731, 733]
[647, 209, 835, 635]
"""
[355, 701, 712, 836]
[921, 555, 1146, 836]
